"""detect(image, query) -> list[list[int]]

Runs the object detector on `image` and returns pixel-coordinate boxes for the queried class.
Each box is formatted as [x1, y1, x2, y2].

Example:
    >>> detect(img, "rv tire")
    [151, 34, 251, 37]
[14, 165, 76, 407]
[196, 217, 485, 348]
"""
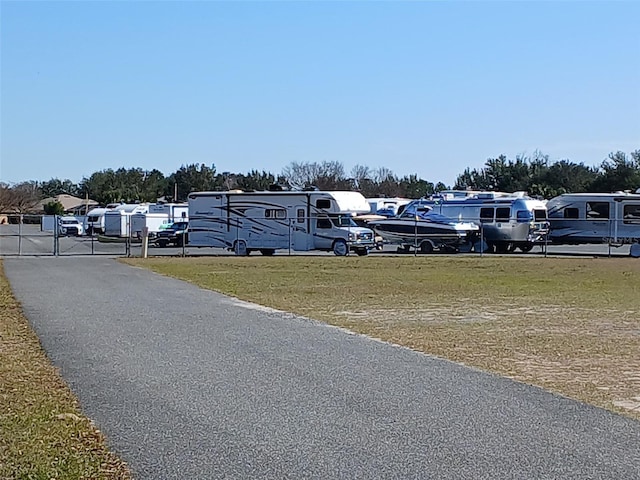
[332, 239, 349, 256]
[519, 244, 534, 253]
[355, 248, 368, 256]
[233, 240, 248, 256]
[260, 249, 275, 256]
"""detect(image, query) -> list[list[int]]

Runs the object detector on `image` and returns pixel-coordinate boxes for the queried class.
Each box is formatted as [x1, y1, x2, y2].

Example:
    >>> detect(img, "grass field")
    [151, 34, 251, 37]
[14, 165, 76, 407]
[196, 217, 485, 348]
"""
[0, 260, 131, 480]
[125, 255, 640, 421]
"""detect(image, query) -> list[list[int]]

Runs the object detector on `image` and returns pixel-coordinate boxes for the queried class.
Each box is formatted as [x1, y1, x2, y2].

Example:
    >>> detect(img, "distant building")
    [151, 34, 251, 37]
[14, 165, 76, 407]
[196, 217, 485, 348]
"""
[37, 194, 99, 215]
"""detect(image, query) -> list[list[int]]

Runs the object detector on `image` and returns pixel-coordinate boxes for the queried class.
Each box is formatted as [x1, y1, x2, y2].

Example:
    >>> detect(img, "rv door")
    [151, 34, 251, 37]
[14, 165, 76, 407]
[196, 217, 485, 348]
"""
[292, 205, 310, 251]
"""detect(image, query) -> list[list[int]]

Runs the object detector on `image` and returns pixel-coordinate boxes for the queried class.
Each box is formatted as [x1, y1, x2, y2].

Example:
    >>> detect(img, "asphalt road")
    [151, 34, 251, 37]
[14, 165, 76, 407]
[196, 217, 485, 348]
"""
[4, 257, 640, 479]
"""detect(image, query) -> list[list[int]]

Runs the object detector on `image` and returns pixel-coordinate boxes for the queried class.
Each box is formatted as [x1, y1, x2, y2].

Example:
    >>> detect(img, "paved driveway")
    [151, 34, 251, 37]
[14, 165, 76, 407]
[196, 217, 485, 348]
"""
[4, 257, 640, 479]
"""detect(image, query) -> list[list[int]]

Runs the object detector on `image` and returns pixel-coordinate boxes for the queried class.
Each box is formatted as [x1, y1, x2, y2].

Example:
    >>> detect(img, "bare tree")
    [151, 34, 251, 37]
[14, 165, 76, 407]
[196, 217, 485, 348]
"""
[11, 182, 41, 213]
[0, 183, 13, 212]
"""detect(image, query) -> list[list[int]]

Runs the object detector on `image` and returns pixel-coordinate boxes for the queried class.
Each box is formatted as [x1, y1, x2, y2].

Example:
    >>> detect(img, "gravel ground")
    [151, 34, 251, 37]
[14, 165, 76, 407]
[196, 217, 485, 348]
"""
[4, 257, 640, 479]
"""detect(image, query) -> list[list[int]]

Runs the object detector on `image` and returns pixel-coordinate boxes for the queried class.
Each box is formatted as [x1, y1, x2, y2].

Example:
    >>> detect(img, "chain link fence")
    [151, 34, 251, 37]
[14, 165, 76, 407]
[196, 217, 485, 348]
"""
[2, 213, 638, 257]
[0, 214, 128, 256]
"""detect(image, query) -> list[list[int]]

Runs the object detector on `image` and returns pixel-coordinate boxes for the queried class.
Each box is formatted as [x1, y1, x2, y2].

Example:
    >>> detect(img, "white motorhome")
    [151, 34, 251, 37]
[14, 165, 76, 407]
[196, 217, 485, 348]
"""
[403, 191, 549, 253]
[547, 192, 640, 245]
[188, 190, 376, 255]
[103, 204, 150, 237]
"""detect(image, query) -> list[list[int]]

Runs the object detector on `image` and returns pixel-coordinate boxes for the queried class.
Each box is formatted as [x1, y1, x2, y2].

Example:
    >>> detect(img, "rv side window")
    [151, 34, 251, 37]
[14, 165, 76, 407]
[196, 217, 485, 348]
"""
[623, 204, 640, 224]
[586, 202, 609, 219]
[316, 199, 331, 209]
[297, 208, 305, 223]
[516, 210, 532, 222]
[563, 208, 579, 219]
[480, 208, 494, 223]
[496, 208, 510, 222]
[317, 218, 332, 229]
[265, 209, 286, 219]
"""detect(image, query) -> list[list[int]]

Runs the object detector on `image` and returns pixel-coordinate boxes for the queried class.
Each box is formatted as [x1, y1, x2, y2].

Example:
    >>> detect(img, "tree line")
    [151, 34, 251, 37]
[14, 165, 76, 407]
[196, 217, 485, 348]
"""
[1, 149, 639, 212]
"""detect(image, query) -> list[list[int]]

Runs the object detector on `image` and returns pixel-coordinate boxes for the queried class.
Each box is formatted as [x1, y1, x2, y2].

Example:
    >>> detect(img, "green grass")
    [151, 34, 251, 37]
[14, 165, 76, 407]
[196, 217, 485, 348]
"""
[125, 255, 640, 421]
[0, 260, 131, 480]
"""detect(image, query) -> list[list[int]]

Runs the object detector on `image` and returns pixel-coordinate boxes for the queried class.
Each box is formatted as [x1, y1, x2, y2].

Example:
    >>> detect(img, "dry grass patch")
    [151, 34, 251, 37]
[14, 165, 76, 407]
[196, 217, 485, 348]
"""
[125, 255, 640, 420]
[0, 260, 131, 480]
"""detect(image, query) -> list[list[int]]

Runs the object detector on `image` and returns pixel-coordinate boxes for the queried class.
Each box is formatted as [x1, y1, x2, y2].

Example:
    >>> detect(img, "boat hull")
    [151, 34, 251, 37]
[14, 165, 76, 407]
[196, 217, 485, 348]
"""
[368, 218, 479, 250]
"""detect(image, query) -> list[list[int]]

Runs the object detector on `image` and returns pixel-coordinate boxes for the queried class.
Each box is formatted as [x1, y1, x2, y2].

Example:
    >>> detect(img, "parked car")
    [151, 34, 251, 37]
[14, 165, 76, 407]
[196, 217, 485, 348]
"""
[155, 221, 189, 247]
[58, 216, 84, 236]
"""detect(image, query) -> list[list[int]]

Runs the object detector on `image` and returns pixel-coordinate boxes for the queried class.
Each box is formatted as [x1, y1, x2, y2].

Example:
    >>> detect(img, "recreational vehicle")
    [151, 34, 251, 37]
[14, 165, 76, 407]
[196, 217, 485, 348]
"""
[366, 197, 412, 217]
[85, 207, 109, 234]
[400, 191, 549, 253]
[148, 203, 188, 222]
[103, 204, 150, 237]
[130, 212, 171, 239]
[188, 190, 376, 256]
[547, 192, 640, 245]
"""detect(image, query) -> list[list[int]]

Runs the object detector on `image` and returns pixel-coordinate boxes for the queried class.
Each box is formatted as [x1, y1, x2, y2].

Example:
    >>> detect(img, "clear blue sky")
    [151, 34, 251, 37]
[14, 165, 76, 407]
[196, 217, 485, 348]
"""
[2, 1, 639, 187]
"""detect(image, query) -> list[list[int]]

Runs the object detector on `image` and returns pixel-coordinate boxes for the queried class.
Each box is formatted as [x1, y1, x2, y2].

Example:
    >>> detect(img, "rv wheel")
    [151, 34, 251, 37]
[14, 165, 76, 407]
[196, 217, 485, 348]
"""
[260, 249, 275, 256]
[519, 244, 534, 253]
[355, 248, 368, 256]
[234, 240, 248, 256]
[332, 240, 349, 256]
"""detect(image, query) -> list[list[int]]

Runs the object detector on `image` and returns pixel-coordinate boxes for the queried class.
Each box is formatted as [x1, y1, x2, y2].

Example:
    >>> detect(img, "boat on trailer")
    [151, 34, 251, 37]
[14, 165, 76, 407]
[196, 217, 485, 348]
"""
[367, 206, 480, 253]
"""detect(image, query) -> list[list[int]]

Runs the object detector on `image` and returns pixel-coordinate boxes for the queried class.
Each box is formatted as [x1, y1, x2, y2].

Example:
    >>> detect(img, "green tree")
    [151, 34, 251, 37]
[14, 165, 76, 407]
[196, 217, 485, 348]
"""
[39, 178, 80, 198]
[589, 150, 640, 193]
[167, 163, 217, 201]
[234, 170, 278, 191]
[398, 174, 435, 199]
[43, 201, 65, 215]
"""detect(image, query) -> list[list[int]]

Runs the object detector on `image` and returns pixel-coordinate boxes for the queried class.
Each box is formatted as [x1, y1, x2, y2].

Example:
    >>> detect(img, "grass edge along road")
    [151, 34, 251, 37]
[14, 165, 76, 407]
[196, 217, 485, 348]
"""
[126, 255, 640, 422]
[0, 260, 131, 480]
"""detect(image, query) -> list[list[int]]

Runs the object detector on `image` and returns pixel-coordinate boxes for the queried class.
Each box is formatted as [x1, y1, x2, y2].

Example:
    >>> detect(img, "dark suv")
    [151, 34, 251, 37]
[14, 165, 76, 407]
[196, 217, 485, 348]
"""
[156, 221, 189, 247]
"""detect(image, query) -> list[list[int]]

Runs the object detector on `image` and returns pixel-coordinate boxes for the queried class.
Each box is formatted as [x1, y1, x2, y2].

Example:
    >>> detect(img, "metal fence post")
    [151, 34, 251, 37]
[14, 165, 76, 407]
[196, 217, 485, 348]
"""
[414, 213, 418, 256]
[54, 214, 59, 256]
[18, 214, 23, 256]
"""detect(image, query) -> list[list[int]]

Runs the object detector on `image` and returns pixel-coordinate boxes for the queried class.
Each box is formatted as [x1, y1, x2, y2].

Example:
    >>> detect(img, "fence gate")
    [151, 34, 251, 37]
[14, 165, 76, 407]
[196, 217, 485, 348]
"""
[0, 214, 129, 257]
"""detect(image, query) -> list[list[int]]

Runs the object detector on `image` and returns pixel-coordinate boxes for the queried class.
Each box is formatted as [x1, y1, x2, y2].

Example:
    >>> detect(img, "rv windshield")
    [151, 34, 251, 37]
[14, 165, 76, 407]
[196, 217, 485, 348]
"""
[330, 216, 357, 228]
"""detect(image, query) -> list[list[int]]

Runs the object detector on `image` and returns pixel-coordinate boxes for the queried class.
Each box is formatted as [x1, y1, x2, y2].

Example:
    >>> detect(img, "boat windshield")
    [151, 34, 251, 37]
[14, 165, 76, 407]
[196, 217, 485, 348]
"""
[400, 208, 456, 225]
[330, 215, 357, 228]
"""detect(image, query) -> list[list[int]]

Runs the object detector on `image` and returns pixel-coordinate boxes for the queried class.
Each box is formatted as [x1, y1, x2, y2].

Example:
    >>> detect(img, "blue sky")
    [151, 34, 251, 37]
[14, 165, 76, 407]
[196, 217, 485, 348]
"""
[2, 1, 639, 187]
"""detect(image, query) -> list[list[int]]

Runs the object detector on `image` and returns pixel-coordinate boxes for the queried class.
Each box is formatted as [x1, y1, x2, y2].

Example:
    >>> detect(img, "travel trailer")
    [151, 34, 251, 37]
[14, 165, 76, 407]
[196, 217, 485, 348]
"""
[547, 192, 640, 245]
[130, 213, 172, 239]
[366, 197, 412, 217]
[148, 203, 188, 222]
[103, 204, 150, 237]
[400, 191, 549, 253]
[188, 190, 376, 256]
